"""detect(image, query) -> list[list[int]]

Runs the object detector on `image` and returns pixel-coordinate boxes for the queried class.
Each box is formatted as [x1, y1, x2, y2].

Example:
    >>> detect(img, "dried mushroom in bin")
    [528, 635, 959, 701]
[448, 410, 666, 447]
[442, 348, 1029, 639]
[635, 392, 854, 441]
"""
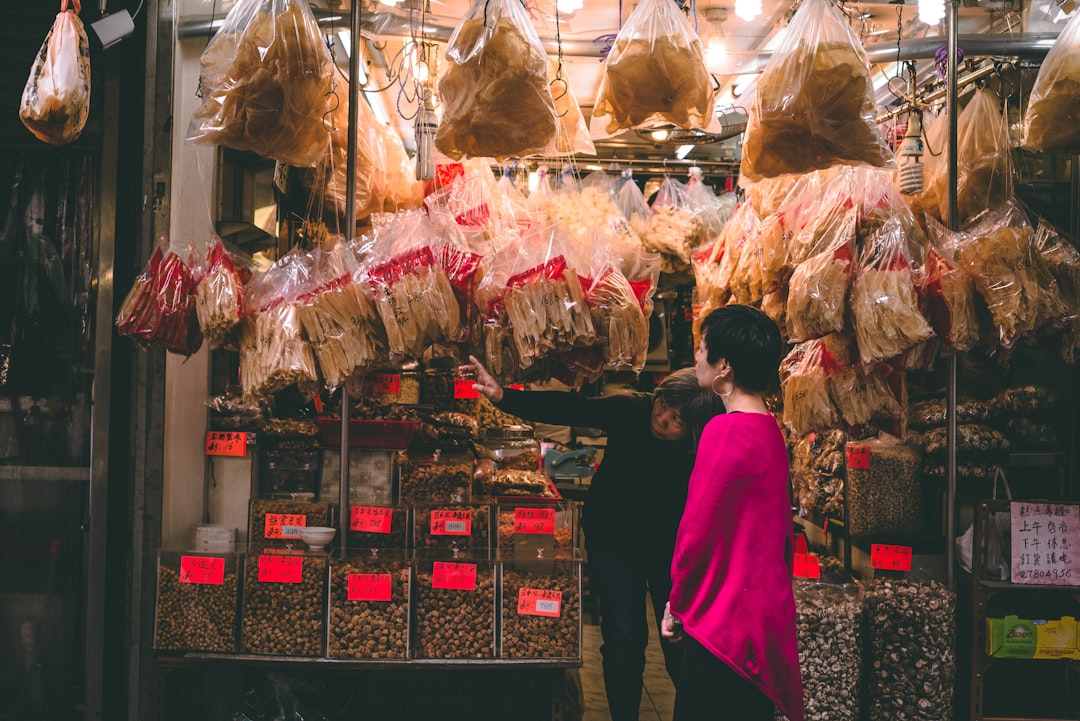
[412, 566, 496, 659]
[241, 553, 326, 656]
[501, 565, 580, 658]
[155, 560, 238, 652]
[328, 559, 409, 659]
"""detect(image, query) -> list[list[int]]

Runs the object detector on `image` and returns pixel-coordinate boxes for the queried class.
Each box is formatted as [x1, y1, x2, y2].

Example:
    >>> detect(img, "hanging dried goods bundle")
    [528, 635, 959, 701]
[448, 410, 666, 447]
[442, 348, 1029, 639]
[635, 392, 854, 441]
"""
[1033, 218, 1080, 361]
[909, 397, 990, 430]
[1022, 8, 1080, 154]
[239, 301, 318, 399]
[187, 0, 334, 168]
[117, 245, 203, 356]
[644, 178, 710, 264]
[589, 0, 714, 137]
[791, 430, 848, 518]
[296, 276, 383, 392]
[786, 210, 857, 341]
[740, 0, 891, 181]
[548, 59, 595, 156]
[780, 337, 844, 435]
[436, 0, 557, 160]
[827, 362, 903, 432]
[20, 1, 90, 146]
[919, 245, 979, 352]
[195, 238, 244, 349]
[369, 254, 463, 360]
[585, 267, 650, 372]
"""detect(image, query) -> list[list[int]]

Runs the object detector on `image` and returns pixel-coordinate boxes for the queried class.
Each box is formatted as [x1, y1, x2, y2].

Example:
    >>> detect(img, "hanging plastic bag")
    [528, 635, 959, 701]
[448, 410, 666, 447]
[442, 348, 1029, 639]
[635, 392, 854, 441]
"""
[644, 177, 709, 266]
[1022, 8, 1080, 154]
[547, 58, 596, 156]
[589, 0, 715, 139]
[435, 0, 557, 160]
[918, 216, 979, 352]
[584, 261, 650, 372]
[186, 0, 334, 168]
[787, 207, 857, 342]
[850, 216, 934, 365]
[780, 336, 845, 435]
[938, 89, 1013, 229]
[195, 235, 246, 349]
[914, 109, 948, 222]
[1032, 218, 1080, 362]
[615, 170, 653, 239]
[740, 0, 892, 181]
[117, 240, 203, 356]
[20, 0, 91, 146]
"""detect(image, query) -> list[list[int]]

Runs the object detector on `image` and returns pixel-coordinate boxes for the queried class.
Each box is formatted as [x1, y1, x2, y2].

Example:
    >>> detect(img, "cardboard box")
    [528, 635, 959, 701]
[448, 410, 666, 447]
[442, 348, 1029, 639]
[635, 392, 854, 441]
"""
[987, 615, 1080, 659]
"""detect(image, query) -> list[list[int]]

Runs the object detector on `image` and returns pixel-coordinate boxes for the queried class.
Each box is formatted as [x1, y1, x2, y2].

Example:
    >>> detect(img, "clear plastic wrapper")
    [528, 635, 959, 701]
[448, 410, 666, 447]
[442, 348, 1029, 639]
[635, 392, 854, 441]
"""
[828, 359, 904, 435]
[583, 264, 650, 372]
[644, 177, 710, 266]
[116, 241, 203, 356]
[787, 207, 857, 341]
[909, 397, 990, 430]
[914, 109, 948, 220]
[435, 0, 557, 160]
[792, 580, 863, 721]
[729, 219, 765, 305]
[379, 123, 424, 212]
[845, 437, 922, 537]
[547, 59, 595, 156]
[850, 217, 934, 365]
[20, 0, 90, 146]
[1022, 7, 1080, 154]
[589, 0, 714, 138]
[740, 0, 892, 181]
[780, 337, 845, 435]
[186, 0, 333, 168]
[685, 168, 732, 239]
[1033, 218, 1080, 361]
[791, 429, 848, 518]
[615, 171, 653, 240]
[918, 217, 979, 352]
[195, 236, 245, 349]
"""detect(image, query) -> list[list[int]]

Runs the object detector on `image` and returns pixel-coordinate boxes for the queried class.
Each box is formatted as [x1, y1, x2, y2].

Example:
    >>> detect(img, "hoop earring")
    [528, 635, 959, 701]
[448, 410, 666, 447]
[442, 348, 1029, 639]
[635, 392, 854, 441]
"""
[711, 375, 734, 398]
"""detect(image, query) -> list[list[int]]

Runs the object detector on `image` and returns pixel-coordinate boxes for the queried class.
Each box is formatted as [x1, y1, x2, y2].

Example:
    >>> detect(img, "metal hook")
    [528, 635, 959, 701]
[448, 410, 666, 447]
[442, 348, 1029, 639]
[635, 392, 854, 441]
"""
[993, 60, 1015, 100]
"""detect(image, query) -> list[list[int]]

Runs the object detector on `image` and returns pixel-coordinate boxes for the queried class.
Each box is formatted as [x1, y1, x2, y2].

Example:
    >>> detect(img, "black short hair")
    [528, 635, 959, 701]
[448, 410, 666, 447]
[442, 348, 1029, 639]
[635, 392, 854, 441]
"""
[699, 305, 784, 393]
[655, 367, 726, 444]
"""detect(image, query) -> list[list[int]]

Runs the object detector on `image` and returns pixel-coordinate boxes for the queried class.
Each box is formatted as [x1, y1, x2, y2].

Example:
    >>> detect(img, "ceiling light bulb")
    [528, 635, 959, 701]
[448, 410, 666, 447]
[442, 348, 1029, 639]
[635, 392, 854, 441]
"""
[705, 35, 728, 72]
[918, 0, 945, 25]
[734, 0, 762, 22]
[651, 129, 670, 142]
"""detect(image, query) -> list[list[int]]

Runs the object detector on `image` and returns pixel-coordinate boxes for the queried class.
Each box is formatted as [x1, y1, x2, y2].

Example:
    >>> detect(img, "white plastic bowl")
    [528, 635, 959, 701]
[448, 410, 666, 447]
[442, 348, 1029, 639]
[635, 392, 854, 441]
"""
[299, 526, 336, 551]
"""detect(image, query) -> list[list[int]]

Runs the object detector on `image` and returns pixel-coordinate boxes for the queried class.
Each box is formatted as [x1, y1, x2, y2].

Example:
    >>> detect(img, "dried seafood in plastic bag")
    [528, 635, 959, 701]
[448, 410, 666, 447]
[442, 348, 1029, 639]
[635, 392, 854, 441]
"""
[435, 0, 557, 160]
[791, 429, 849, 517]
[589, 0, 714, 138]
[117, 244, 203, 356]
[780, 337, 844, 435]
[918, 217, 979, 352]
[740, 0, 891, 181]
[1033, 218, 1080, 361]
[989, 384, 1060, 416]
[787, 209, 856, 341]
[195, 236, 245, 349]
[922, 424, 1009, 457]
[547, 58, 595, 156]
[909, 397, 990, 430]
[20, 1, 90, 146]
[187, 0, 333, 168]
[584, 266, 650, 372]
[850, 217, 934, 364]
[827, 361, 903, 432]
[644, 178, 709, 264]
[1022, 7, 1080, 154]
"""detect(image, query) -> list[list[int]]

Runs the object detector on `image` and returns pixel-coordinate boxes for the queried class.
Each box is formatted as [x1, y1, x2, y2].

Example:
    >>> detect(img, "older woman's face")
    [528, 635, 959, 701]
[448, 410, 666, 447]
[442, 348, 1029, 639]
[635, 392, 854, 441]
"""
[650, 396, 690, 441]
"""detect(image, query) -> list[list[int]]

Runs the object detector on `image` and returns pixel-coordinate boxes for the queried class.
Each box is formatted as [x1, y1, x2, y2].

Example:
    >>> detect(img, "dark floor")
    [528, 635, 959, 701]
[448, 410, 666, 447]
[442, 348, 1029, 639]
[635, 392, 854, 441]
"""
[580, 614, 676, 721]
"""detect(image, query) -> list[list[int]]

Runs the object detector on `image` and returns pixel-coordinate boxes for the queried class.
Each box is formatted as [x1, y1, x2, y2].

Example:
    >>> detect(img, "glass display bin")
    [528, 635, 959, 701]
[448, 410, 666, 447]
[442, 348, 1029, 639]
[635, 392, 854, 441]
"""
[257, 446, 320, 497]
[413, 502, 492, 558]
[328, 552, 411, 659]
[496, 499, 576, 560]
[320, 448, 396, 506]
[398, 444, 476, 503]
[499, 559, 582, 660]
[412, 558, 496, 659]
[241, 550, 327, 657]
[346, 503, 410, 552]
[248, 499, 335, 550]
[480, 425, 541, 472]
[421, 367, 482, 415]
[154, 550, 240, 653]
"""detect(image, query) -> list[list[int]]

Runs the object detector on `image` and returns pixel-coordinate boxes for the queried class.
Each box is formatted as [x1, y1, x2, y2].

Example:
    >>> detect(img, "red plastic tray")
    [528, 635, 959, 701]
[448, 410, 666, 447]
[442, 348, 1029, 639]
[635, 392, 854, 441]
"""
[316, 419, 419, 449]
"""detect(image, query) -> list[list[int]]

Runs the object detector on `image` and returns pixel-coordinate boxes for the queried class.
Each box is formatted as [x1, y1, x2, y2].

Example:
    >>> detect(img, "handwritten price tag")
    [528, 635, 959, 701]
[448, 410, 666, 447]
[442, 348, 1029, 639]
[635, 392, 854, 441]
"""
[454, 377, 480, 399]
[264, 513, 307, 539]
[347, 573, 393, 601]
[205, 431, 247, 457]
[430, 509, 472, 536]
[792, 553, 822, 579]
[179, 555, 225, 585]
[518, 588, 563, 617]
[350, 506, 393, 534]
[373, 373, 401, 396]
[871, 544, 913, 572]
[513, 508, 556, 534]
[258, 555, 303, 583]
[846, 445, 871, 470]
[432, 562, 477, 591]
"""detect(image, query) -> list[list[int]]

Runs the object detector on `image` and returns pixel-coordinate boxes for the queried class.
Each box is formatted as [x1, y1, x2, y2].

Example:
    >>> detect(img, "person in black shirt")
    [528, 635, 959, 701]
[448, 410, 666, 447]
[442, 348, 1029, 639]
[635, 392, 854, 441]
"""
[462, 356, 724, 721]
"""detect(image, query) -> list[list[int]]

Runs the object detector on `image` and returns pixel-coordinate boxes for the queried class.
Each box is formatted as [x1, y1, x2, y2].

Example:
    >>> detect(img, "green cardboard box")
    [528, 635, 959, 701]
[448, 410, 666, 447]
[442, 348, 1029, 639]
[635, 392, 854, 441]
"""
[987, 615, 1080, 660]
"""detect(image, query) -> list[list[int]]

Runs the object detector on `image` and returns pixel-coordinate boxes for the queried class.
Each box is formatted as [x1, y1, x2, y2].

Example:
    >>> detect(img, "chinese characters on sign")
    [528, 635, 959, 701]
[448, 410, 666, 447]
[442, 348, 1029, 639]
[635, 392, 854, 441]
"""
[871, 544, 913, 572]
[845, 445, 871, 470]
[350, 505, 393, 534]
[1011, 502, 1078, 585]
[258, 555, 303, 583]
[204, 431, 248, 457]
[792, 553, 822, 579]
[347, 573, 393, 601]
[264, 513, 307, 539]
[373, 373, 401, 396]
[179, 555, 225, 585]
[513, 508, 556, 535]
[432, 562, 477, 591]
[518, 587, 563, 617]
[430, 509, 472, 536]
[453, 377, 480, 399]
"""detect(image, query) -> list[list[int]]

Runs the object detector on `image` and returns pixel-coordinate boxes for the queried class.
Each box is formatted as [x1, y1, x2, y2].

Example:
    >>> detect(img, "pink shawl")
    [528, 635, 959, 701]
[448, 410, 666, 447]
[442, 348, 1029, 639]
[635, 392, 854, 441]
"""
[670, 413, 804, 721]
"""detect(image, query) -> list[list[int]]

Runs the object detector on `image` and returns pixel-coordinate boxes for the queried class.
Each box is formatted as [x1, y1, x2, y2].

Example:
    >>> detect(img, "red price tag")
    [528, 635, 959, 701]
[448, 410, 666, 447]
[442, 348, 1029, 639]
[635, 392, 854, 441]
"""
[454, 377, 480, 399]
[205, 431, 248, 457]
[846, 445, 871, 469]
[179, 555, 225, 585]
[792, 553, 822, 579]
[257, 555, 303, 583]
[350, 506, 393, 534]
[373, 373, 401, 396]
[794, 535, 809, 555]
[432, 562, 477, 590]
[513, 508, 556, 534]
[347, 573, 393, 601]
[517, 588, 563, 617]
[871, 544, 913, 572]
[264, 513, 307, 539]
[508, 383, 525, 391]
[430, 509, 472, 536]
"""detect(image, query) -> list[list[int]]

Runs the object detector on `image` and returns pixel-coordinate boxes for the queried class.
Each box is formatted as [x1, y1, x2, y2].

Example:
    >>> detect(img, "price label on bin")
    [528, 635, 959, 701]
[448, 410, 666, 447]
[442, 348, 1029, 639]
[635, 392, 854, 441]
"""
[347, 573, 393, 601]
[204, 431, 248, 457]
[432, 562, 477, 591]
[513, 508, 555, 535]
[845, 445, 871, 469]
[518, 588, 562, 617]
[264, 513, 306, 539]
[373, 373, 401, 396]
[792, 553, 821, 579]
[871, 544, 912, 572]
[453, 377, 480, 399]
[430, 509, 472, 536]
[258, 555, 303, 583]
[179, 555, 225, 585]
[350, 506, 393, 534]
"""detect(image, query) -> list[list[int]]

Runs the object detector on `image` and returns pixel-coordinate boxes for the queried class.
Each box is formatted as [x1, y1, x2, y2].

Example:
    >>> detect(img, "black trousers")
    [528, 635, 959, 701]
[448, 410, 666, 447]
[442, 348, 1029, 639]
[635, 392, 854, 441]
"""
[673, 634, 776, 721]
[586, 539, 684, 721]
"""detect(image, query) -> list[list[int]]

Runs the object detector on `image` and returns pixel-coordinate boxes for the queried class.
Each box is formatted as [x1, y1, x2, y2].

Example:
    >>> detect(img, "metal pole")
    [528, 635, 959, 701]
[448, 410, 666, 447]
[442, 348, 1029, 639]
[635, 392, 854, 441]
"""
[945, 0, 960, 590]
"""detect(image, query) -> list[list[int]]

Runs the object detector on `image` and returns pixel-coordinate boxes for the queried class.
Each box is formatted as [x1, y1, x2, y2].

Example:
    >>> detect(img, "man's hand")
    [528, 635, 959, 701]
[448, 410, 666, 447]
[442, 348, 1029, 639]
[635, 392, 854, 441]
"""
[459, 355, 504, 404]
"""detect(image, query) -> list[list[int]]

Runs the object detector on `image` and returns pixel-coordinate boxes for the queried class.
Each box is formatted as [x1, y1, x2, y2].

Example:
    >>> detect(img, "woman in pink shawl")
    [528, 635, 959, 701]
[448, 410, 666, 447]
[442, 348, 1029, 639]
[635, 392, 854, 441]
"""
[662, 305, 803, 721]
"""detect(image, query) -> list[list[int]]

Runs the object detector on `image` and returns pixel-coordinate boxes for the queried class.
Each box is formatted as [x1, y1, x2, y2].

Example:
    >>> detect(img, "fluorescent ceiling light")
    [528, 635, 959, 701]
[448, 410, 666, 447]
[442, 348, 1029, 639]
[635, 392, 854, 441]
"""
[675, 145, 695, 160]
